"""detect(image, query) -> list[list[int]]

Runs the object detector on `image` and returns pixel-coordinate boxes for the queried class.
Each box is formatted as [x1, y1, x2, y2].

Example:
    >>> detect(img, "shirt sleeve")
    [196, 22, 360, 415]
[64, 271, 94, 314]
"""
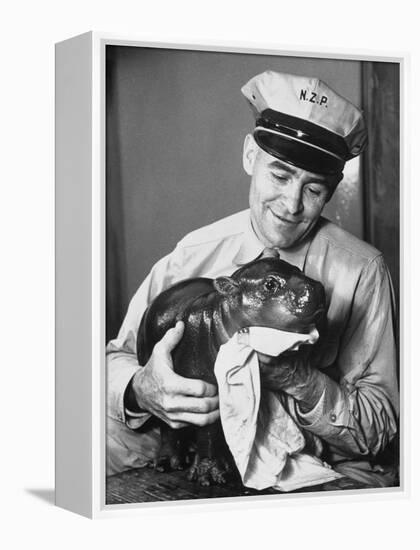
[106, 247, 183, 428]
[292, 254, 399, 459]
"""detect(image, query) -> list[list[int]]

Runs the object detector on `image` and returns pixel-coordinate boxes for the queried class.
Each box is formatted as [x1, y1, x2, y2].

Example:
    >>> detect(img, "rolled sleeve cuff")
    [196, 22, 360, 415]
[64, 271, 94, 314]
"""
[292, 374, 351, 438]
[107, 359, 140, 425]
[124, 408, 153, 429]
[296, 388, 326, 425]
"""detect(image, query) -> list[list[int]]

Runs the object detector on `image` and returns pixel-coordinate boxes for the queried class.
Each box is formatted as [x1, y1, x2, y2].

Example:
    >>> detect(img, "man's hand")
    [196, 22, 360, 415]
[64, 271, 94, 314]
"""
[258, 347, 325, 412]
[130, 321, 220, 429]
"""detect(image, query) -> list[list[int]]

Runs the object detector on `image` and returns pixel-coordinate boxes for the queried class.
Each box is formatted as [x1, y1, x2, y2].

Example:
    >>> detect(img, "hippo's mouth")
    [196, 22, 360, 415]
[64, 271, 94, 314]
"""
[303, 305, 326, 322]
[281, 305, 325, 336]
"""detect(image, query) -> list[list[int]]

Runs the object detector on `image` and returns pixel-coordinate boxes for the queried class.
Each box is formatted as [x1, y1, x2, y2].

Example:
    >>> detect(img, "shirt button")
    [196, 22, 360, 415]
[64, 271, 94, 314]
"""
[330, 412, 337, 422]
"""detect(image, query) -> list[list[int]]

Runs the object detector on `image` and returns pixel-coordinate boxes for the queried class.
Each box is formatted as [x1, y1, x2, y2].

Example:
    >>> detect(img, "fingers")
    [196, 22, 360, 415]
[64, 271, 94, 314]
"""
[165, 420, 190, 430]
[155, 320, 185, 355]
[158, 393, 219, 429]
[147, 321, 221, 429]
[162, 394, 219, 414]
[172, 374, 218, 398]
[153, 322, 218, 399]
[160, 397, 220, 429]
[168, 409, 220, 428]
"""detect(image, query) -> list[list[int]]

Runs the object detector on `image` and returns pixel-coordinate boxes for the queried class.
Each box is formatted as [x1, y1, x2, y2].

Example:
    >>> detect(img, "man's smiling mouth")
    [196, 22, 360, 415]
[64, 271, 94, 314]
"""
[268, 208, 300, 225]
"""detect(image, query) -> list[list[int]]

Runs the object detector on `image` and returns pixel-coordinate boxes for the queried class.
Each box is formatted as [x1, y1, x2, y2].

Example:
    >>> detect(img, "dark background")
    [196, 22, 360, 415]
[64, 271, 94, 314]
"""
[106, 46, 399, 341]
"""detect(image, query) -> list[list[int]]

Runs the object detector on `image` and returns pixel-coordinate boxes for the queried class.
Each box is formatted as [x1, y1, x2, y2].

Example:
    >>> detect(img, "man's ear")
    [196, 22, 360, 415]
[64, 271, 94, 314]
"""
[242, 133, 258, 176]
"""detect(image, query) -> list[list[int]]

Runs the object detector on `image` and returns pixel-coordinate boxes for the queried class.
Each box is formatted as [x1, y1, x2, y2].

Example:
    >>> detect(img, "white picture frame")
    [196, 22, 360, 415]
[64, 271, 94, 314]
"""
[55, 31, 408, 518]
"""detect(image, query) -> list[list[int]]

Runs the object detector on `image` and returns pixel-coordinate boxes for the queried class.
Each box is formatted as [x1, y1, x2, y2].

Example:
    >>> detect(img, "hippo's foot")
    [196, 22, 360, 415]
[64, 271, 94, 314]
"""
[187, 456, 232, 486]
[147, 453, 186, 472]
[148, 425, 196, 472]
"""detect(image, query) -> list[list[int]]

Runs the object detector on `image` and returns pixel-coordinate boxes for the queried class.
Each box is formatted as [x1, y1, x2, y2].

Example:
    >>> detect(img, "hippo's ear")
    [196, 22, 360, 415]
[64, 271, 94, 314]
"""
[214, 276, 240, 296]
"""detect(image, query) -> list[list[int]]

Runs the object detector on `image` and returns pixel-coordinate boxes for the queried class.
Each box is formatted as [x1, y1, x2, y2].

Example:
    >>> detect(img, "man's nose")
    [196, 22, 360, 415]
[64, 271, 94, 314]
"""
[281, 184, 303, 215]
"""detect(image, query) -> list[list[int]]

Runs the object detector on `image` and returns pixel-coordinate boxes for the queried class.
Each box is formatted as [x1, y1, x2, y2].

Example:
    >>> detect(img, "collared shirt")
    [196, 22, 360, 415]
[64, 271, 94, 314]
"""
[106, 209, 398, 469]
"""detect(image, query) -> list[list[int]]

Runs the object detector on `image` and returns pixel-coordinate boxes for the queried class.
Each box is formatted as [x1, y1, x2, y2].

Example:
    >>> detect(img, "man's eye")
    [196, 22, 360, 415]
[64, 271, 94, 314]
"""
[272, 173, 288, 182]
[307, 187, 322, 196]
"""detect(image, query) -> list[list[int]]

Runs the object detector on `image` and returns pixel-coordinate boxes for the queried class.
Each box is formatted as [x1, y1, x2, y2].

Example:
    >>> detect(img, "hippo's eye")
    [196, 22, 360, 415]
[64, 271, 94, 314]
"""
[264, 277, 280, 293]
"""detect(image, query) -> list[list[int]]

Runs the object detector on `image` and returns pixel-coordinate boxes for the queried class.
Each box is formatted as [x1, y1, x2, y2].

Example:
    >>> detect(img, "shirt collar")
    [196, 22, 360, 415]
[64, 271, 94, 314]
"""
[233, 211, 312, 271]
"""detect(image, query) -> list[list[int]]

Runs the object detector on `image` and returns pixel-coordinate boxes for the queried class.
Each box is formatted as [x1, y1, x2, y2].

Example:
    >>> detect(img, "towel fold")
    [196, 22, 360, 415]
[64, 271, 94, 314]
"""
[214, 328, 343, 492]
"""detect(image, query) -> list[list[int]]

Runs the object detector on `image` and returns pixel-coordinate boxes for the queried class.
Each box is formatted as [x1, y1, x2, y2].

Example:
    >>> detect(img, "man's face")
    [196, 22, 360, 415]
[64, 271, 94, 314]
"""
[243, 135, 340, 249]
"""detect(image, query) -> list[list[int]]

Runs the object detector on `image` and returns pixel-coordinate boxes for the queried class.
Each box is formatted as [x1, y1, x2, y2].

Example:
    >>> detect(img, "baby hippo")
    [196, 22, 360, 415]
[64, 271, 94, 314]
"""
[137, 257, 326, 486]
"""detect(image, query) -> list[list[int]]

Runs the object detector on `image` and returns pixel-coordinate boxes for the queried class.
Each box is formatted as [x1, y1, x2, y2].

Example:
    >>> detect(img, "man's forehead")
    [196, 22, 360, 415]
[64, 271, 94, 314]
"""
[265, 156, 331, 184]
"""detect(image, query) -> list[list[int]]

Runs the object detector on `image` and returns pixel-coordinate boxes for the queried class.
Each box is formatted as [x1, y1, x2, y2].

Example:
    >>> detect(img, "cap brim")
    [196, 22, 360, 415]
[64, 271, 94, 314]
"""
[254, 129, 345, 176]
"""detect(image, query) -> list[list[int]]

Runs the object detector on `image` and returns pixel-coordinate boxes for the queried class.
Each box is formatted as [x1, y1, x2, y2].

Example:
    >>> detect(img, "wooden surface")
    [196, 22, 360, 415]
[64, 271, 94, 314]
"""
[106, 467, 370, 505]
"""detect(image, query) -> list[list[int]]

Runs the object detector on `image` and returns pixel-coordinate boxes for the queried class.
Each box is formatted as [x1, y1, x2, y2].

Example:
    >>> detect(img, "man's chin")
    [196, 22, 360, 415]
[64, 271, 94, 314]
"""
[265, 224, 314, 249]
[252, 216, 307, 249]
[266, 232, 303, 249]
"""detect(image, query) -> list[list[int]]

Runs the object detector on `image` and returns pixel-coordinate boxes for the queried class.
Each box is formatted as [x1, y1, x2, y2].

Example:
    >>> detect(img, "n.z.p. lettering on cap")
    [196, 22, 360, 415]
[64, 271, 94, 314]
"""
[241, 70, 368, 176]
[299, 89, 328, 108]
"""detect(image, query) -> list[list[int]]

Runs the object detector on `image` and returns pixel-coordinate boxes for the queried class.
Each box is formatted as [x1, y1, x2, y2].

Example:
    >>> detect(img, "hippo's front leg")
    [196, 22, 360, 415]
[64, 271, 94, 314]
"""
[187, 422, 238, 486]
[149, 423, 195, 472]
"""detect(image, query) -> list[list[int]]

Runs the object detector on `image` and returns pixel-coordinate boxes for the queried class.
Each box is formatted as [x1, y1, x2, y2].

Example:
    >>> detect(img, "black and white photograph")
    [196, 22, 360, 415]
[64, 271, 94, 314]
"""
[104, 45, 400, 505]
[4, 0, 420, 542]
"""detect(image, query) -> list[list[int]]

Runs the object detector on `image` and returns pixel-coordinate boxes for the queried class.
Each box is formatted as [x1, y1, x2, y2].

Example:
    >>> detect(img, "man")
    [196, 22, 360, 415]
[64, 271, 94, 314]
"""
[106, 71, 398, 481]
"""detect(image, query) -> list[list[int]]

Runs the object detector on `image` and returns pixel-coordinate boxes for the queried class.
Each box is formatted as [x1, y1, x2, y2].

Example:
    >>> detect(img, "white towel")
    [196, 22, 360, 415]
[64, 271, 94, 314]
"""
[214, 328, 343, 492]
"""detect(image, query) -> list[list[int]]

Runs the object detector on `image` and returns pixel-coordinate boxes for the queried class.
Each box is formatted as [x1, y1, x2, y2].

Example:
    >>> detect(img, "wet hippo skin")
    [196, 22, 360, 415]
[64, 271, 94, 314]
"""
[137, 257, 326, 486]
